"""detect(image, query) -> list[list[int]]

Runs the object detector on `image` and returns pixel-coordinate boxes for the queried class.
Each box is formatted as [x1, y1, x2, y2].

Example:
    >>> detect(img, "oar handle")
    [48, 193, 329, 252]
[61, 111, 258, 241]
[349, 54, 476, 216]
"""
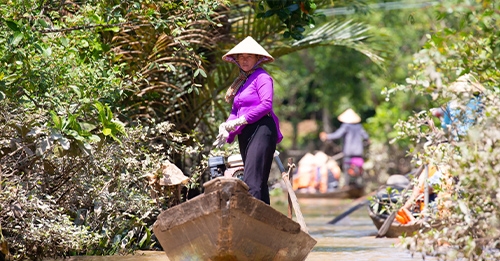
[273, 151, 286, 173]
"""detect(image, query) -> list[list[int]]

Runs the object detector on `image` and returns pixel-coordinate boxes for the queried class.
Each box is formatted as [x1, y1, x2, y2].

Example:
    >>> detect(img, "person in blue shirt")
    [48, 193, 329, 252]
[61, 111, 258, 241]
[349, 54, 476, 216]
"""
[437, 74, 485, 139]
[319, 108, 370, 188]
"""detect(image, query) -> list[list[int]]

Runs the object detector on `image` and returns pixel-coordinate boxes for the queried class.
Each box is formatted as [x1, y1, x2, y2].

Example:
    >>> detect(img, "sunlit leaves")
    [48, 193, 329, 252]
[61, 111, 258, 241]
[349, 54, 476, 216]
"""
[394, 1, 500, 260]
[5, 20, 19, 31]
[94, 101, 127, 143]
[257, 0, 318, 40]
[193, 68, 207, 78]
[0, 1, 217, 258]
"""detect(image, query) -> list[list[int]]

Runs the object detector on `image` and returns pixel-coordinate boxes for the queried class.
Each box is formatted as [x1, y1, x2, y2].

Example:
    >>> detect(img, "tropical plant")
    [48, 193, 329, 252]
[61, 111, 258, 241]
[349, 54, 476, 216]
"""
[257, 0, 319, 40]
[0, 98, 202, 259]
[390, 1, 500, 260]
[108, 0, 229, 134]
[0, 0, 210, 259]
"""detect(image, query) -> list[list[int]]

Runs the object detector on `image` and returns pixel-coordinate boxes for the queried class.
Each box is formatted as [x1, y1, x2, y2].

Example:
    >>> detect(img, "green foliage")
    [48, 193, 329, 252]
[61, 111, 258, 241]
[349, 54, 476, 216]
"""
[0, 2, 126, 147]
[0, 0, 438, 258]
[390, 1, 500, 260]
[94, 102, 127, 144]
[0, 100, 204, 259]
[257, 0, 318, 40]
[0, 0, 213, 259]
[347, 1, 438, 145]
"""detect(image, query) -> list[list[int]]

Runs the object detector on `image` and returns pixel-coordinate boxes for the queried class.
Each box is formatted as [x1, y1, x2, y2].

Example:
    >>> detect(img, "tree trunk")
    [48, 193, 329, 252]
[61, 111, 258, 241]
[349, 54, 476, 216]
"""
[322, 107, 333, 133]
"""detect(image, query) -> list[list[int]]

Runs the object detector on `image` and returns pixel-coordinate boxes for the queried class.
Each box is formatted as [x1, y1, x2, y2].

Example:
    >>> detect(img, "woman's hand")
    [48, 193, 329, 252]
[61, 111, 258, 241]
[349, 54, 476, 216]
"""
[213, 123, 229, 148]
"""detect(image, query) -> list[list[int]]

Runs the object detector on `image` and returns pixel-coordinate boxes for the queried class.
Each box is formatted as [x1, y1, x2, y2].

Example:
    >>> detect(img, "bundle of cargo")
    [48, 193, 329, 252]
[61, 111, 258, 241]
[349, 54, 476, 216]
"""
[293, 151, 363, 199]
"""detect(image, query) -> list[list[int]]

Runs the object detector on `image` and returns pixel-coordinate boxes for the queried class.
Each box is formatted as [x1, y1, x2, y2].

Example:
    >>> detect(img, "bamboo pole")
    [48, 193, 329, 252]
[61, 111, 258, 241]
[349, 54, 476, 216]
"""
[274, 151, 308, 233]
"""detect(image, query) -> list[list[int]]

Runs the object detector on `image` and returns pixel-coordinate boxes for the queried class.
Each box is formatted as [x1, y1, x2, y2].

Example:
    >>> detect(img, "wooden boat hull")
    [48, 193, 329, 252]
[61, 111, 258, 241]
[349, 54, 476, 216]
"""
[368, 206, 424, 238]
[153, 177, 317, 261]
[295, 186, 365, 199]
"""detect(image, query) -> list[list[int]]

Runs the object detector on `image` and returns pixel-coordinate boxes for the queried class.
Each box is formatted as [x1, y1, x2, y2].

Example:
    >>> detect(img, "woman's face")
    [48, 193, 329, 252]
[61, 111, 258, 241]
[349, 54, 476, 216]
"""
[236, 54, 259, 72]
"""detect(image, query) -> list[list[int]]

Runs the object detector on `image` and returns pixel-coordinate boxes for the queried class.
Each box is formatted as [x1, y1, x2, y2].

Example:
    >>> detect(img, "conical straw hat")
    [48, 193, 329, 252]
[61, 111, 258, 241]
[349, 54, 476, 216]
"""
[158, 160, 189, 186]
[448, 73, 485, 94]
[337, 108, 361, 124]
[314, 151, 329, 165]
[222, 36, 274, 64]
[298, 152, 315, 166]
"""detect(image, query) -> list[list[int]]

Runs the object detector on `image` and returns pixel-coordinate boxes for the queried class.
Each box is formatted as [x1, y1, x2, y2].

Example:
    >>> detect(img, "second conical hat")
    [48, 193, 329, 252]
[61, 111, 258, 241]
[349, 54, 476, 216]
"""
[222, 36, 274, 64]
[158, 160, 189, 186]
[337, 108, 361, 124]
[298, 152, 315, 166]
[448, 73, 486, 94]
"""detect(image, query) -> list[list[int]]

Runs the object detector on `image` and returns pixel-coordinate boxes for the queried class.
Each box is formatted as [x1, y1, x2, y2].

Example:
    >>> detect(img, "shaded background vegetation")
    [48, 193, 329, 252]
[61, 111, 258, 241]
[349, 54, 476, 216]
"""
[0, 0, 499, 260]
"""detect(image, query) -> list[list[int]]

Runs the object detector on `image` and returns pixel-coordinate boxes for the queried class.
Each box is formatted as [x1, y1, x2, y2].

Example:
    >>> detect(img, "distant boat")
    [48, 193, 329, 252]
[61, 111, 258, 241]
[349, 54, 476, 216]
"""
[367, 179, 441, 238]
[367, 205, 428, 238]
[291, 151, 365, 199]
[152, 177, 317, 261]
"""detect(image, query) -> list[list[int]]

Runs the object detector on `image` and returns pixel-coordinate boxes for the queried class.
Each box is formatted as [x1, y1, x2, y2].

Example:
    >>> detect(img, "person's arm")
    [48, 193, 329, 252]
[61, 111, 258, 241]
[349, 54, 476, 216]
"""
[324, 124, 347, 141]
[402, 185, 421, 210]
[403, 170, 434, 210]
[360, 126, 369, 140]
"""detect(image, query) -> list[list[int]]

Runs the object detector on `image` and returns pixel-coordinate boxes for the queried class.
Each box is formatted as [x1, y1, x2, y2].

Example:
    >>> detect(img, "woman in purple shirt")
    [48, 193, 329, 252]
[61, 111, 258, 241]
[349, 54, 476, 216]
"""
[213, 36, 282, 204]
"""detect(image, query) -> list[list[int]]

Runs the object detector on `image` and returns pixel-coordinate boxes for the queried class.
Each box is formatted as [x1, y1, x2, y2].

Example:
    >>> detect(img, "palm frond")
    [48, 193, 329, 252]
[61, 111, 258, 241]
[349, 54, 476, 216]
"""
[271, 20, 384, 65]
[109, 6, 226, 133]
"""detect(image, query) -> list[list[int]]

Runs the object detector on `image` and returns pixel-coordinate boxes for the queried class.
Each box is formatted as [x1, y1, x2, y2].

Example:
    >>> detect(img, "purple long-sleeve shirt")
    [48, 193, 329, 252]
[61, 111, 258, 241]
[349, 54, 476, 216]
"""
[226, 67, 283, 144]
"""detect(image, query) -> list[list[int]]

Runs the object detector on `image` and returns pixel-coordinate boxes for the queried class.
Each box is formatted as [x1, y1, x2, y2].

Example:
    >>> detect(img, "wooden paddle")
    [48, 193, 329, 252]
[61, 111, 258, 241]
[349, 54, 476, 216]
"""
[286, 158, 294, 219]
[330, 152, 344, 161]
[327, 190, 377, 225]
[376, 165, 425, 238]
[274, 151, 309, 234]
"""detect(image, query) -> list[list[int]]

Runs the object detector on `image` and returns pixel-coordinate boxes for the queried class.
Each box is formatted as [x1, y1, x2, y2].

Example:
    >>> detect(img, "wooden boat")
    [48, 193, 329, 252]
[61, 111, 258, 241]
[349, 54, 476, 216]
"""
[152, 177, 317, 261]
[295, 185, 365, 199]
[367, 182, 442, 238]
[367, 205, 427, 238]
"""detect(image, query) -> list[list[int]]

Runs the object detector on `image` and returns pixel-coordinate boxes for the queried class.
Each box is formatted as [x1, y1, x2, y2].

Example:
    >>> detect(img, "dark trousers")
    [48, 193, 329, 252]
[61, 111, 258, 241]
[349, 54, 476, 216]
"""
[342, 156, 352, 185]
[238, 115, 277, 205]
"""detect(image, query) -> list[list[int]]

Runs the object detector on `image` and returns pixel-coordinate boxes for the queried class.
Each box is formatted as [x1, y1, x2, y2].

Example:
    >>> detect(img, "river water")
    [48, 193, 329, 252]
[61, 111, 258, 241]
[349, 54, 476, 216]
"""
[56, 195, 435, 261]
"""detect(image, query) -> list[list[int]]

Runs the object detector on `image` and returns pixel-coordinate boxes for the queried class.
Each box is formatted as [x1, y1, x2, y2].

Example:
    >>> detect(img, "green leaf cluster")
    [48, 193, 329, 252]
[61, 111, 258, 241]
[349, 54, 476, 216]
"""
[0, 0, 393, 258]
[391, 1, 500, 260]
[0, 0, 217, 259]
[256, 0, 318, 40]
